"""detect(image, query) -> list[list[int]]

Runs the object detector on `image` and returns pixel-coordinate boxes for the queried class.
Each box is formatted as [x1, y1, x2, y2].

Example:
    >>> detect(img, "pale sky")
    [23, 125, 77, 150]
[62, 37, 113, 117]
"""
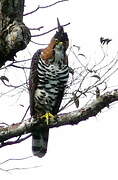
[1, 0, 118, 179]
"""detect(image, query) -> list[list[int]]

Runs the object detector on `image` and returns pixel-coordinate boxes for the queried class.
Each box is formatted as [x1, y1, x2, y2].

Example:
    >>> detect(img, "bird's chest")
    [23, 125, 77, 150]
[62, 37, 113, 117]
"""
[35, 65, 61, 109]
[34, 62, 68, 112]
[45, 65, 59, 83]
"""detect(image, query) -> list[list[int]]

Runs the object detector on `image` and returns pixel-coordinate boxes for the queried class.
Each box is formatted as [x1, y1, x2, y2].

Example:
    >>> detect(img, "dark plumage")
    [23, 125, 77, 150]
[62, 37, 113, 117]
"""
[29, 19, 69, 157]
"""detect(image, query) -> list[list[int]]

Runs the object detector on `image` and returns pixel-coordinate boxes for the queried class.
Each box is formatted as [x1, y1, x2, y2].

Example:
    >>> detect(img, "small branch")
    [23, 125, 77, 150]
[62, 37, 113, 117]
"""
[0, 79, 27, 89]
[0, 59, 31, 70]
[24, 6, 40, 16]
[0, 155, 33, 166]
[10, 64, 30, 69]
[0, 122, 9, 127]
[0, 165, 41, 172]
[24, 0, 69, 16]
[31, 22, 70, 37]
[0, 134, 31, 148]
[30, 40, 48, 46]
[38, 0, 69, 9]
[21, 106, 30, 122]
[0, 89, 118, 147]
[29, 26, 44, 31]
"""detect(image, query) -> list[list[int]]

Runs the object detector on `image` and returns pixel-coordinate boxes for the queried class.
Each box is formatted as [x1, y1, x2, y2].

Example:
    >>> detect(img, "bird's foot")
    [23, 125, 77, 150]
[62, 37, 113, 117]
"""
[41, 112, 55, 125]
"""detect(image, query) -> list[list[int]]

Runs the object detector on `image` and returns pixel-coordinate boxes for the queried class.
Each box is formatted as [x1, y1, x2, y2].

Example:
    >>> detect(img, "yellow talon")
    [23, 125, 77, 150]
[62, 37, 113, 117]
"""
[41, 112, 55, 125]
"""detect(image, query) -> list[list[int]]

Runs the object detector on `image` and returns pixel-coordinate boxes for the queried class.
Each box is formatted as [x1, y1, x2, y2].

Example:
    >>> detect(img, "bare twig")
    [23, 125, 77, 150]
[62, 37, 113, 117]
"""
[30, 40, 48, 46]
[0, 155, 33, 166]
[37, 0, 69, 9]
[0, 80, 27, 89]
[0, 134, 31, 148]
[0, 165, 41, 172]
[21, 106, 30, 122]
[0, 59, 31, 70]
[31, 22, 70, 37]
[11, 64, 30, 69]
[24, 0, 69, 16]
[29, 26, 44, 31]
[24, 6, 40, 16]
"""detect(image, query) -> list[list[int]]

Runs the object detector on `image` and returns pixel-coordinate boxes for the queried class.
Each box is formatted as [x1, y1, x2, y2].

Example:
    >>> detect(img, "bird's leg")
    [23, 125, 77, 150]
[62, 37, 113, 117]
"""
[41, 112, 55, 125]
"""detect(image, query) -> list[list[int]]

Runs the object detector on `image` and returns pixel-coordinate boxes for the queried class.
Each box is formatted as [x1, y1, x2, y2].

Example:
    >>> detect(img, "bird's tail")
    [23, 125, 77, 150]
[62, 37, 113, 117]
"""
[32, 127, 49, 158]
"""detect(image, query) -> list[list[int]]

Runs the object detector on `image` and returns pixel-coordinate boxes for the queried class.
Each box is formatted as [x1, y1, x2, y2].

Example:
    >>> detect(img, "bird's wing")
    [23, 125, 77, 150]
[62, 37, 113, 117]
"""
[29, 49, 42, 116]
[52, 88, 65, 115]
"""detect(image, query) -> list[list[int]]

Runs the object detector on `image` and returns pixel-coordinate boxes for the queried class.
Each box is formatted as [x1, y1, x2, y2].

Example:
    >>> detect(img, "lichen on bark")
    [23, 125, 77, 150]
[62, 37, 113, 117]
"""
[0, 0, 31, 67]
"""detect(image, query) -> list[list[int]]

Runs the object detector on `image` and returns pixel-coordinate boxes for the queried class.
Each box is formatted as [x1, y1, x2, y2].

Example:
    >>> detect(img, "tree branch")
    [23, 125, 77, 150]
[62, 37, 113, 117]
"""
[31, 22, 70, 37]
[24, 0, 69, 16]
[0, 134, 31, 148]
[0, 89, 118, 146]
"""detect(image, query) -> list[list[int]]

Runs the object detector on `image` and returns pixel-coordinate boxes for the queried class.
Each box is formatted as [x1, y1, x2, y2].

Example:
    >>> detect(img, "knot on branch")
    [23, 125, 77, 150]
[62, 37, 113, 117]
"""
[0, 21, 31, 67]
[5, 21, 31, 52]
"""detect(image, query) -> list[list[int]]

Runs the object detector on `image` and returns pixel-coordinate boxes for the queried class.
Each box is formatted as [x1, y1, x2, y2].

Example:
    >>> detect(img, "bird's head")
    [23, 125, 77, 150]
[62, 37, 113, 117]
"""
[41, 19, 69, 63]
[54, 31, 69, 51]
[54, 18, 69, 50]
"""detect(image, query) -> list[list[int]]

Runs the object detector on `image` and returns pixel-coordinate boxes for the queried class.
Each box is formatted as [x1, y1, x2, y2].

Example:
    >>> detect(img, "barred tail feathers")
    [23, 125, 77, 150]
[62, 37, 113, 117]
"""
[32, 128, 49, 158]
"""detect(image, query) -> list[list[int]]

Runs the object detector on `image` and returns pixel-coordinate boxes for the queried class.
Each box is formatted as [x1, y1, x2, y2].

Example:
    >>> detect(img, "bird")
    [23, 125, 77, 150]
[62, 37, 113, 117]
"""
[100, 37, 112, 45]
[29, 18, 69, 157]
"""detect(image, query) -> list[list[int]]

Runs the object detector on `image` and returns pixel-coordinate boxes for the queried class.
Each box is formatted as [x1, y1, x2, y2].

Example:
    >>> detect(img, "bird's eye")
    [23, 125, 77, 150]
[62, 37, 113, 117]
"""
[55, 39, 59, 44]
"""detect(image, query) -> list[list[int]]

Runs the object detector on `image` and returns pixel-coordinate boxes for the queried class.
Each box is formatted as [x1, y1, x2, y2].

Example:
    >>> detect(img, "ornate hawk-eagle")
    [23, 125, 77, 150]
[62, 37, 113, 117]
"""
[29, 19, 69, 157]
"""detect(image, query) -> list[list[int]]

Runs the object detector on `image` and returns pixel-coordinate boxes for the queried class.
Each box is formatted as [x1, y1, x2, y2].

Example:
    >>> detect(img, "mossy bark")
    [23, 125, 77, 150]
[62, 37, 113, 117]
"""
[0, 0, 31, 67]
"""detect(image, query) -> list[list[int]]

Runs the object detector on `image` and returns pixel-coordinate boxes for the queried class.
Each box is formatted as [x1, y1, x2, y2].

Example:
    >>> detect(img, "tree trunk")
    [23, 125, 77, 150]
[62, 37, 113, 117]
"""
[0, 0, 31, 67]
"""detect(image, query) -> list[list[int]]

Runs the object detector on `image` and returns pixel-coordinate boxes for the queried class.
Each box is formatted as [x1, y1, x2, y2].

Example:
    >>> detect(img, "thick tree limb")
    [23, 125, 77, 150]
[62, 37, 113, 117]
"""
[0, 89, 118, 146]
[0, 0, 31, 67]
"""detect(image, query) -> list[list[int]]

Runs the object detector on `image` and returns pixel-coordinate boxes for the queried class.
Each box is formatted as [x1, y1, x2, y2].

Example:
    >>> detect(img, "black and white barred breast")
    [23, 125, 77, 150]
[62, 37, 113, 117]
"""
[33, 50, 69, 115]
